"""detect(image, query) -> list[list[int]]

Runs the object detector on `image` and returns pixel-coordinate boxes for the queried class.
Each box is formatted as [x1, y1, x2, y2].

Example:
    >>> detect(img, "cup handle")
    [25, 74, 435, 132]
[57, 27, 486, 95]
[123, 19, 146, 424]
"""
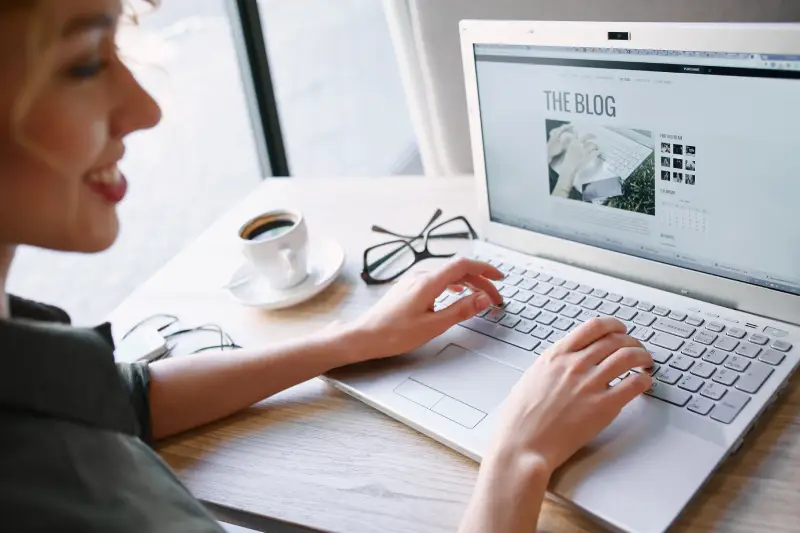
[280, 247, 297, 279]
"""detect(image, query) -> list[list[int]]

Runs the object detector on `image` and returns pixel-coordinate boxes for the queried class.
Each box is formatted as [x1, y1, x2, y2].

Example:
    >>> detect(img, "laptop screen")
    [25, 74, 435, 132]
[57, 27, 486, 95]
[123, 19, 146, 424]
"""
[473, 43, 800, 297]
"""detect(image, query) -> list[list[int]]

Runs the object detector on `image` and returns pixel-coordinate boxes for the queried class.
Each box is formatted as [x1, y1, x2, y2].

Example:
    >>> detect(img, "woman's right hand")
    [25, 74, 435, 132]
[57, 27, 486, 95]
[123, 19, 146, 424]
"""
[485, 317, 653, 476]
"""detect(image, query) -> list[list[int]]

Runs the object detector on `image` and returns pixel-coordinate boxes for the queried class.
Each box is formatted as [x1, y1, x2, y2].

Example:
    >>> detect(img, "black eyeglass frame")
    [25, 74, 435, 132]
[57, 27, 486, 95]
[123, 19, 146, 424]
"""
[360, 209, 478, 285]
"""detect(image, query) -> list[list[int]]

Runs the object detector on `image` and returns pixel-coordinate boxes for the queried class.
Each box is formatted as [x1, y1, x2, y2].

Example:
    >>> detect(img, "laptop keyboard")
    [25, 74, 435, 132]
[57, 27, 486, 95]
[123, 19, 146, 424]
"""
[434, 256, 794, 425]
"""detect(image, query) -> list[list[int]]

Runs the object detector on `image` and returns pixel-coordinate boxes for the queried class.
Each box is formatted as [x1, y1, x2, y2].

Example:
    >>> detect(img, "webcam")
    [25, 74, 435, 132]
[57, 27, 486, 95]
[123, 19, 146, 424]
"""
[608, 31, 630, 40]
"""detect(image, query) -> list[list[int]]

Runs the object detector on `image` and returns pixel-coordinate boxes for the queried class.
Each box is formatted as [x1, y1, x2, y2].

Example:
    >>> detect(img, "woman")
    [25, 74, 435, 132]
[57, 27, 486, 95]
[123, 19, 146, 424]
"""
[0, 2, 653, 532]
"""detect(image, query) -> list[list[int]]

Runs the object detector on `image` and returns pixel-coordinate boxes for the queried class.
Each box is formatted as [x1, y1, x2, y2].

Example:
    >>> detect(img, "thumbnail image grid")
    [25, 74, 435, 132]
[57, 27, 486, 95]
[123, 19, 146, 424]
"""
[546, 120, 655, 216]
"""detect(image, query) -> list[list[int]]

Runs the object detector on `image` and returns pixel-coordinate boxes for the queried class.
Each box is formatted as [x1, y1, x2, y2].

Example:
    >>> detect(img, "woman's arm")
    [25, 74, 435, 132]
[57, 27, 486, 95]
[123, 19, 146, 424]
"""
[147, 325, 368, 440]
[147, 258, 505, 441]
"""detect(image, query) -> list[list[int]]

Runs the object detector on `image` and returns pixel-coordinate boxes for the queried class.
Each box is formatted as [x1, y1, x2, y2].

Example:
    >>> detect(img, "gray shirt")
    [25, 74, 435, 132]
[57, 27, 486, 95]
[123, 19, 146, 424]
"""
[0, 296, 225, 532]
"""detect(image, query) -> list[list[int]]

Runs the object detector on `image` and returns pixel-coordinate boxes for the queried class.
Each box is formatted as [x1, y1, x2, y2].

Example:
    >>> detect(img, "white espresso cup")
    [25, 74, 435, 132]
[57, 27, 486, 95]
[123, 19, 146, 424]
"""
[238, 209, 309, 290]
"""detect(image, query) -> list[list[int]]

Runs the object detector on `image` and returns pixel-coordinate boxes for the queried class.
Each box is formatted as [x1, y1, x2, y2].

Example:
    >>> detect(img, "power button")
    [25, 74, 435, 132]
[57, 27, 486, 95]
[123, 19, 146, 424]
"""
[764, 326, 789, 338]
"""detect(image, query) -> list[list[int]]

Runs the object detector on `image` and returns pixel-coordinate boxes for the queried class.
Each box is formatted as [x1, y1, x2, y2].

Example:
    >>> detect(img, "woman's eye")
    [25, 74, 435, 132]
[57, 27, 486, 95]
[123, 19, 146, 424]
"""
[67, 60, 108, 79]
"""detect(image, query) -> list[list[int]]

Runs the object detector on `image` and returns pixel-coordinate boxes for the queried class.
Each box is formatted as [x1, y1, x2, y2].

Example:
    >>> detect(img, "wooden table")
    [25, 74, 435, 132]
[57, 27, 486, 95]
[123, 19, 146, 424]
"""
[109, 176, 800, 533]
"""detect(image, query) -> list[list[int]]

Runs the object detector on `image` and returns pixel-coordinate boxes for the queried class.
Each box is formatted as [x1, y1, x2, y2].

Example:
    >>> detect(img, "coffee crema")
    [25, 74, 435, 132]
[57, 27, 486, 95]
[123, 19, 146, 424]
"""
[244, 219, 296, 242]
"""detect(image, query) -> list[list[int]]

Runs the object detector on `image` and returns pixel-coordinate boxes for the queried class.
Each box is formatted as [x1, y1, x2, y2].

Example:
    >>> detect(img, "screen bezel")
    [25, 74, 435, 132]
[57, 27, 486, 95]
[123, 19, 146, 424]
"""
[459, 20, 800, 326]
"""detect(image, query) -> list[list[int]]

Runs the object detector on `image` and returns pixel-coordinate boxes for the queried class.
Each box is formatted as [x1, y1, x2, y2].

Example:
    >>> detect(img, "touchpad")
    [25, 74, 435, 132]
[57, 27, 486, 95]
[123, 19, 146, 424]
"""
[409, 344, 523, 414]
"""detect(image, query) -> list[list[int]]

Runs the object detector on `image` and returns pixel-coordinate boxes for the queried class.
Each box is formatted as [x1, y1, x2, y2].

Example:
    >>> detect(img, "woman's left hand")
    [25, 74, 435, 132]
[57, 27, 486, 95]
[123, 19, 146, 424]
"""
[348, 257, 504, 362]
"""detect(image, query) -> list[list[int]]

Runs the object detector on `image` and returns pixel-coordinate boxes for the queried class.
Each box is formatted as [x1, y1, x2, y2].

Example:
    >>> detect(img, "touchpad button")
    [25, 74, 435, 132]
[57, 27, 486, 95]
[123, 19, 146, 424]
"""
[409, 344, 523, 414]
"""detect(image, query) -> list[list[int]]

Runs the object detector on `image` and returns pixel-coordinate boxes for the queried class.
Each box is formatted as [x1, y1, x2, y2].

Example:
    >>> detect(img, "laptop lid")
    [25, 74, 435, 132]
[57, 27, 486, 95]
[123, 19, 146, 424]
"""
[459, 21, 800, 326]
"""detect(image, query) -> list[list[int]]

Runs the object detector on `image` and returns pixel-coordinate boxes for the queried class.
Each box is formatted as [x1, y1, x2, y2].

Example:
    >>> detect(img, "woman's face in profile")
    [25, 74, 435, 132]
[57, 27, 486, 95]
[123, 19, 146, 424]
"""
[0, 0, 161, 253]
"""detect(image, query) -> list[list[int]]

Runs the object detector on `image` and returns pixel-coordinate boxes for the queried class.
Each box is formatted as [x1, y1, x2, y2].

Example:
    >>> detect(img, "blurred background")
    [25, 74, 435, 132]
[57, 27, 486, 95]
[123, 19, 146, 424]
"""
[8, 0, 418, 324]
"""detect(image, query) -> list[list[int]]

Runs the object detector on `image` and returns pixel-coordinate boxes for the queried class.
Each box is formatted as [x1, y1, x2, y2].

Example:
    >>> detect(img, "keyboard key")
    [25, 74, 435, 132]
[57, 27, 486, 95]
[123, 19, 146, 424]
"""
[511, 266, 528, 276]
[561, 305, 582, 319]
[759, 349, 785, 366]
[512, 289, 534, 303]
[653, 318, 696, 339]
[549, 331, 566, 343]
[544, 300, 565, 314]
[669, 354, 694, 372]
[562, 280, 579, 290]
[686, 316, 704, 327]
[503, 301, 525, 315]
[515, 319, 535, 334]
[771, 339, 793, 352]
[637, 301, 655, 312]
[653, 306, 670, 317]
[712, 368, 739, 386]
[533, 284, 552, 296]
[460, 317, 538, 351]
[735, 362, 774, 394]
[681, 343, 706, 358]
[498, 264, 513, 274]
[668, 311, 687, 322]
[578, 310, 600, 322]
[726, 327, 747, 339]
[724, 355, 750, 373]
[652, 332, 684, 351]
[553, 317, 574, 331]
[518, 279, 536, 291]
[499, 286, 518, 298]
[706, 322, 725, 333]
[476, 308, 489, 318]
[521, 306, 540, 321]
[534, 341, 553, 355]
[530, 295, 549, 308]
[700, 382, 727, 401]
[646, 381, 691, 407]
[710, 390, 750, 424]
[702, 349, 728, 365]
[484, 309, 505, 323]
[532, 325, 554, 339]
[645, 345, 672, 364]
[500, 315, 521, 328]
[678, 374, 704, 392]
[523, 270, 539, 279]
[592, 289, 608, 298]
[632, 328, 654, 342]
[714, 337, 739, 352]
[504, 274, 523, 286]
[538, 274, 552, 283]
[578, 284, 594, 294]
[656, 367, 682, 385]
[536, 312, 557, 326]
[688, 396, 714, 416]
[749, 333, 769, 346]
[690, 362, 716, 379]
[693, 331, 718, 346]
[581, 297, 602, 310]
[621, 297, 638, 307]
[549, 287, 569, 300]
[565, 292, 585, 305]
[735, 343, 761, 359]
[606, 293, 623, 303]
[622, 322, 636, 334]
[599, 302, 620, 315]
[634, 313, 656, 327]
[550, 277, 566, 286]
[611, 308, 636, 324]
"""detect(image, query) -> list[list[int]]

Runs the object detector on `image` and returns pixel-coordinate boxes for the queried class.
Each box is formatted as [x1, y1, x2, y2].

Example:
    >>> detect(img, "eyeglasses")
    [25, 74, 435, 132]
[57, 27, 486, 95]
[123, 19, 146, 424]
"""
[361, 209, 478, 285]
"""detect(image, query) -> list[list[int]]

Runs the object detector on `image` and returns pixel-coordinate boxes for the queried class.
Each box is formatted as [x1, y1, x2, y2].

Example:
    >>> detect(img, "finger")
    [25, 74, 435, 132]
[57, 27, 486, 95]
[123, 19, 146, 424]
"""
[422, 258, 503, 299]
[594, 346, 653, 385]
[459, 273, 503, 306]
[607, 371, 652, 408]
[555, 317, 627, 353]
[430, 291, 493, 331]
[580, 333, 643, 366]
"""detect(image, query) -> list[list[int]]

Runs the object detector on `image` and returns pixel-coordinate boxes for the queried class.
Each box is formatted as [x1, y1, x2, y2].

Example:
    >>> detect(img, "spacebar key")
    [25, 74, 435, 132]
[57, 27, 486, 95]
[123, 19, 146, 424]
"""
[460, 318, 538, 351]
[645, 381, 692, 407]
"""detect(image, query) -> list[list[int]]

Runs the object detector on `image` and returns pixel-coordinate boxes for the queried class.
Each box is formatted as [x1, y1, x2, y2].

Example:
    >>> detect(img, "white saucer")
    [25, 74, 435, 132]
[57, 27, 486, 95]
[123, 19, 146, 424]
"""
[223, 237, 345, 310]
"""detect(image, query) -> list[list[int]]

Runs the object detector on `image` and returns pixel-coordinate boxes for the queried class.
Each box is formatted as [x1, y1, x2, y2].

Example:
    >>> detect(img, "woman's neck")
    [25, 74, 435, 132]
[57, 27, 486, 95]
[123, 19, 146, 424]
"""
[0, 245, 14, 319]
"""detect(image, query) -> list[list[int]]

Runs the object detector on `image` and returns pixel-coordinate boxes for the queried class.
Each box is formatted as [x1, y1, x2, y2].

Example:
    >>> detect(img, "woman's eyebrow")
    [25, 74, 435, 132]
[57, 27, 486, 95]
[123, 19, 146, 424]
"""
[62, 13, 115, 38]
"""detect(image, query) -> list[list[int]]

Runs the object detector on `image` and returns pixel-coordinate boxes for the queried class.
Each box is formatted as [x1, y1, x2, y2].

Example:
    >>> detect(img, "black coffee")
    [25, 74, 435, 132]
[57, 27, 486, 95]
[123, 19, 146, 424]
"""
[245, 219, 295, 242]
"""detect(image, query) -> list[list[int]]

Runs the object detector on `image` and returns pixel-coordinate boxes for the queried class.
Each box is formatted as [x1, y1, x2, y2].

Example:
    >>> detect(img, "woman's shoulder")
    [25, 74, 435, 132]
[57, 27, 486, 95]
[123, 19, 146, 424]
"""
[8, 295, 71, 324]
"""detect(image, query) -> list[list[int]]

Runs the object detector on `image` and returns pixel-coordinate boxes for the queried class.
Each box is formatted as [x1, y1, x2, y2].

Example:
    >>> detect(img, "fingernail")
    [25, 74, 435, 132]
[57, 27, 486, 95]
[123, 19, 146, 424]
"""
[475, 293, 491, 310]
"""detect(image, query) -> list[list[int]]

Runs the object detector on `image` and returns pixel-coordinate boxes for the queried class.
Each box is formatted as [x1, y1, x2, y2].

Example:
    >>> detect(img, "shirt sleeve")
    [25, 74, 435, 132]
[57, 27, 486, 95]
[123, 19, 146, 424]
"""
[115, 361, 153, 446]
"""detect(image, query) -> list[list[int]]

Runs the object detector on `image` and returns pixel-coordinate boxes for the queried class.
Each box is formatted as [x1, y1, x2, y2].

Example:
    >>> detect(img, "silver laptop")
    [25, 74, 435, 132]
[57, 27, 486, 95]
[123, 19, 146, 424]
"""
[323, 21, 800, 533]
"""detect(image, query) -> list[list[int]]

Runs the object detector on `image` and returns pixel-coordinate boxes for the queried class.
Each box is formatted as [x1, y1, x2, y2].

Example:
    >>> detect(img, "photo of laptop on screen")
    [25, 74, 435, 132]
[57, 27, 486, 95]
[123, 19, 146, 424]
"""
[324, 21, 800, 533]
